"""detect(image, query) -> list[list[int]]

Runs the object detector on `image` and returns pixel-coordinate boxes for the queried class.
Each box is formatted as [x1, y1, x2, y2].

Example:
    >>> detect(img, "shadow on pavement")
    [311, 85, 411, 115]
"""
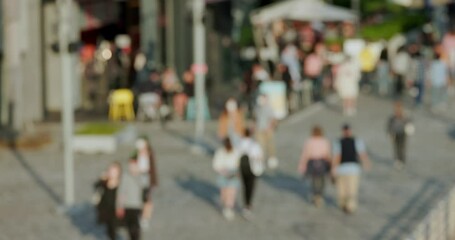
[66, 202, 113, 240]
[448, 125, 455, 140]
[372, 178, 447, 240]
[175, 175, 219, 211]
[11, 149, 63, 205]
[164, 129, 217, 156]
[261, 170, 309, 202]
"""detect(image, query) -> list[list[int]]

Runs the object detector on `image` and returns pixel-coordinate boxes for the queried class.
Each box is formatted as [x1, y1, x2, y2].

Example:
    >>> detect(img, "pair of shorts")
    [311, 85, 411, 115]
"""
[217, 175, 240, 188]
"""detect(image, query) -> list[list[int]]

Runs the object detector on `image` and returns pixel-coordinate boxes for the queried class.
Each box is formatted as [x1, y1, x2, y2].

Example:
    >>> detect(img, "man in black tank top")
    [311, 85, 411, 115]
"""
[332, 124, 371, 214]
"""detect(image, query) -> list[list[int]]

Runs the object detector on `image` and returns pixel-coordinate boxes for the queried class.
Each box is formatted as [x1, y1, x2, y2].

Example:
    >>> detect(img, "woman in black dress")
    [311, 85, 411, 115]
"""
[95, 162, 122, 240]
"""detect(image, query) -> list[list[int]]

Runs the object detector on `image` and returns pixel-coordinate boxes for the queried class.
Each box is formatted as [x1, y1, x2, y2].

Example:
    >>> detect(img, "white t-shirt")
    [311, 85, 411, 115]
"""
[137, 153, 150, 173]
[212, 149, 241, 174]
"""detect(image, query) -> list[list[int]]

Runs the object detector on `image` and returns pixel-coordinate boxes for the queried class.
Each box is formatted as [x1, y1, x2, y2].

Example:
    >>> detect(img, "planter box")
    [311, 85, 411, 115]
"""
[73, 125, 137, 154]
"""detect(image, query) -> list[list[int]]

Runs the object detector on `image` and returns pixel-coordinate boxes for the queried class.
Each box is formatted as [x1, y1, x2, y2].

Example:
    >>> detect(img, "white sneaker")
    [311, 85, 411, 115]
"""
[140, 218, 150, 230]
[268, 157, 279, 169]
[222, 208, 235, 221]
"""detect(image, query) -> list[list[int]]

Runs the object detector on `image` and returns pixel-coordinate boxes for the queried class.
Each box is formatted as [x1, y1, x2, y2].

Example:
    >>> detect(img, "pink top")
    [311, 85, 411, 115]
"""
[301, 137, 331, 161]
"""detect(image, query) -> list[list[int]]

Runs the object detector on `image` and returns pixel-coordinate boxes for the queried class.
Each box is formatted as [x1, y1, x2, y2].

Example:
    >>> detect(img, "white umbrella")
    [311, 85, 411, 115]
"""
[251, 0, 357, 25]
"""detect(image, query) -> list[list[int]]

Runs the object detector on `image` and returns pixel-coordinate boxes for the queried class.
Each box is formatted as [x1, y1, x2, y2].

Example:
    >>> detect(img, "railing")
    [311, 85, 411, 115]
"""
[406, 187, 455, 240]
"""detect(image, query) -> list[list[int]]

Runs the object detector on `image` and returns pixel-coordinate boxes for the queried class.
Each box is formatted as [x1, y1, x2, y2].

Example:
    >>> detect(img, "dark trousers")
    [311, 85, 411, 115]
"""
[106, 217, 117, 240]
[241, 172, 256, 208]
[414, 82, 424, 105]
[394, 75, 405, 98]
[394, 134, 407, 163]
[311, 175, 325, 196]
[124, 209, 141, 240]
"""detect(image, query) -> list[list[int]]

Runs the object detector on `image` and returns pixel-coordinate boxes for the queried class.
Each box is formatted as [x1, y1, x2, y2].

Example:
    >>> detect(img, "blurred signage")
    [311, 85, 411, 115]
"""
[77, 0, 119, 31]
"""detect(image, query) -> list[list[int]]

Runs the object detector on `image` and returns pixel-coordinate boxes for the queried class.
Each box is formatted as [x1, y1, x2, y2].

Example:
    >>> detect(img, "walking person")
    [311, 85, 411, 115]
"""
[213, 138, 241, 221]
[407, 51, 427, 108]
[117, 158, 146, 240]
[387, 103, 414, 170]
[392, 46, 411, 99]
[133, 138, 158, 228]
[429, 53, 450, 111]
[298, 126, 331, 207]
[218, 98, 245, 147]
[94, 162, 122, 240]
[376, 49, 392, 96]
[332, 124, 371, 214]
[238, 129, 264, 219]
[255, 94, 279, 169]
[334, 56, 361, 116]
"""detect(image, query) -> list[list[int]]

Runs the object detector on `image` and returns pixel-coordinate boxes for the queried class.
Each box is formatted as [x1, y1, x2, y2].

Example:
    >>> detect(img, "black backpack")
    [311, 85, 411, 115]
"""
[240, 154, 254, 178]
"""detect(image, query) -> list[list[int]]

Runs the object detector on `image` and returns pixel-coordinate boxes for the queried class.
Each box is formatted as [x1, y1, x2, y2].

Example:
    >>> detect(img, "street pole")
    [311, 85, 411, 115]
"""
[57, 0, 74, 206]
[166, 0, 175, 68]
[193, 0, 206, 142]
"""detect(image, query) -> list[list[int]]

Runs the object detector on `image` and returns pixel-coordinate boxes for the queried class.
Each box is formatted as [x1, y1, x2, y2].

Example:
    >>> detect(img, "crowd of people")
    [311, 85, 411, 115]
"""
[88, 21, 455, 240]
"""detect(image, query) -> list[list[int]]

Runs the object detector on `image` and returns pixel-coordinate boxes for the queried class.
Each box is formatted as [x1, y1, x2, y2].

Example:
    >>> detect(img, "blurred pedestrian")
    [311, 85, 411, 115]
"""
[238, 128, 264, 219]
[94, 162, 122, 240]
[334, 56, 361, 116]
[117, 158, 146, 240]
[359, 42, 376, 93]
[273, 64, 292, 112]
[392, 46, 411, 99]
[299, 126, 331, 207]
[255, 95, 279, 169]
[161, 67, 182, 118]
[376, 49, 392, 96]
[218, 98, 245, 147]
[332, 124, 371, 214]
[442, 27, 455, 82]
[304, 49, 325, 101]
[213, 138, 241, 221]
[281, 43, 302, 86]
[407, 51, 427, 107]
[429, 53, 450, 111]
[387, 103, 414, 170]
[133, 137, 158, 228]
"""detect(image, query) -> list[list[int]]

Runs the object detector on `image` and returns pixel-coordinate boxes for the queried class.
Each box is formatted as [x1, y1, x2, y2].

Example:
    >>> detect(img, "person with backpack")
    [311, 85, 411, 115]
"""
[213, 138, 241, 221]
[238, 128, 264, 219]
[332, 124, 371, 214]
[298, 126, 331, 207]
[387, 103, 414, 170]
[117, 158, 147, 240]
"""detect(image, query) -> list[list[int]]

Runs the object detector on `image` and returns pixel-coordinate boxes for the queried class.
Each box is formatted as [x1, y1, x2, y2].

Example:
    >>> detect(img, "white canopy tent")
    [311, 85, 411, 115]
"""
[251, 0, 357, 25]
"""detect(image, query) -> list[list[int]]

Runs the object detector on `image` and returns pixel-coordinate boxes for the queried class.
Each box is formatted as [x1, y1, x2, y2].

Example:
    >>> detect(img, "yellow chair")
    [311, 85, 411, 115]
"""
[109, 89, 135, 121]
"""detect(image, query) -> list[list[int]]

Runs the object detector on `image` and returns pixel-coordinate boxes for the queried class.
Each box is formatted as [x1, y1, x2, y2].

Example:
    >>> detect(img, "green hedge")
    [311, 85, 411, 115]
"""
[76, 123, 124, 135]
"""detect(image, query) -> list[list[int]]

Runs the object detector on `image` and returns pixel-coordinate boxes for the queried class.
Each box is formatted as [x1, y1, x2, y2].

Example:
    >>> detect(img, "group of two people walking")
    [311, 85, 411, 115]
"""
[94, 137, 158, 240]
[213, 96, 278, 220]
[299, 124, 371, 213]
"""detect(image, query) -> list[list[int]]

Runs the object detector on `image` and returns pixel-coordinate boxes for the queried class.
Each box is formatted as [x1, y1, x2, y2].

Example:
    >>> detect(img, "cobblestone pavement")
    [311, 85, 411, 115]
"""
[1, 95, 454, 240]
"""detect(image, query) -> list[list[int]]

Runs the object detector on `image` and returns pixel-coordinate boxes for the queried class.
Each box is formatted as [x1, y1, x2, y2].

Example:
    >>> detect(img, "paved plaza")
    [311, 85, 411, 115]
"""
[1, 95, 455, 240]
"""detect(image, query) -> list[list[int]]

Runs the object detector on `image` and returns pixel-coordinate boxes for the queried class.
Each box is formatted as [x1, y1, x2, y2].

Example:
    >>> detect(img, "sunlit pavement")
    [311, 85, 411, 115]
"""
[1, 94, 454, 240]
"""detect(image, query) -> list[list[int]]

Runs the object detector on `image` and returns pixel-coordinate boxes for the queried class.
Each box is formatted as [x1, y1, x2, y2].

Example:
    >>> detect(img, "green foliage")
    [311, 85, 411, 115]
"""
[76, 123, 124, 135]
[360, 13, 428, 41]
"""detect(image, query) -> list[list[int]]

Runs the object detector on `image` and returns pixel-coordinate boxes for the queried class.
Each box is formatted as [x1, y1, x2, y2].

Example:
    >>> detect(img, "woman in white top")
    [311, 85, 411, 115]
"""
[335, 56, 361, 116]
[213, 138, 241, 221]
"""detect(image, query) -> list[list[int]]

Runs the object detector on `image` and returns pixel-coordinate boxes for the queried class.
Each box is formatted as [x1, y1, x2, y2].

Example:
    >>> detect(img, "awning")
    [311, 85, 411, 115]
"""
[251, 0, 357, 25]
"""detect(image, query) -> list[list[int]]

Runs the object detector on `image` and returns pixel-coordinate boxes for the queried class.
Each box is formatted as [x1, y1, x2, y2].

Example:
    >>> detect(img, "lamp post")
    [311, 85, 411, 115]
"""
[57, 0, 74, 206]
[193, 0, 206, 142]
